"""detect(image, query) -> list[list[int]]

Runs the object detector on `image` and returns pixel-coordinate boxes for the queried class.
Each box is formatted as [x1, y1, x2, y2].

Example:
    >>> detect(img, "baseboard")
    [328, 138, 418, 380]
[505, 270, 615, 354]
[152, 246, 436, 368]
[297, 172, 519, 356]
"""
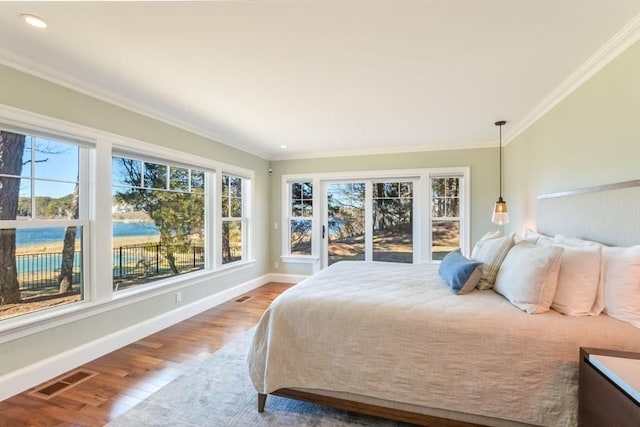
[266, 273, 309, 284]
[0, 274, 269, 402]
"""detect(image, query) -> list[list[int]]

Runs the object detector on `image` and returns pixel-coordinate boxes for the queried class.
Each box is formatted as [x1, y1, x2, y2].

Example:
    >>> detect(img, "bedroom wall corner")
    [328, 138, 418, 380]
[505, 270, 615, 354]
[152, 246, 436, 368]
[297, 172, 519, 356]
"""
[503, 40, 640, 235]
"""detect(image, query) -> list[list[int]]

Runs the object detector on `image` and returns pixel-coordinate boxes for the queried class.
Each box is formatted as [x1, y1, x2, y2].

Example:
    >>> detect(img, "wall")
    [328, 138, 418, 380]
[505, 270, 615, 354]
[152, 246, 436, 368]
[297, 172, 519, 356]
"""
[270, 148, 499, 276]
[504, 41, 640, 233]
[0, 65, 270, 385]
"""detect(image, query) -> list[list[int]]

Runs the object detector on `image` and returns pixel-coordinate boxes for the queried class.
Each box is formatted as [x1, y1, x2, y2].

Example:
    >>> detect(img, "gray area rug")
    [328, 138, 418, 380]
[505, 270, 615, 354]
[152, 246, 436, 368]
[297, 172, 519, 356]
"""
[108, 328, 411, 426]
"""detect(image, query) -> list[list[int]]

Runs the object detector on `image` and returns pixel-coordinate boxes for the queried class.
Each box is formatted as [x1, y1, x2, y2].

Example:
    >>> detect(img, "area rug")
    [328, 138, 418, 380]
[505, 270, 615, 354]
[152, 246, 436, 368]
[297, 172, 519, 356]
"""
[108, 328, 411, 426]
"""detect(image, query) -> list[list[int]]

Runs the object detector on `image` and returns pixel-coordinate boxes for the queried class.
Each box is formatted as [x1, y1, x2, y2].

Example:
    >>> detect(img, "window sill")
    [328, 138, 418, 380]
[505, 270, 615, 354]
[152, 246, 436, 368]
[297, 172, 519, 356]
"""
[281, 255, 319, 264]
[0, 260, 257, 345]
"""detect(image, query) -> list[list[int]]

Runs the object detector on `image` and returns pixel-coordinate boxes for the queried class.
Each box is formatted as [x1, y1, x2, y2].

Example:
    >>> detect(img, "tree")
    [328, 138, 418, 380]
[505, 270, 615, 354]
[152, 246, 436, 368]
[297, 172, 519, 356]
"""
[58, 183, 79, 293]
[114, 158, 204, 275]
[0, 131, 25, 304]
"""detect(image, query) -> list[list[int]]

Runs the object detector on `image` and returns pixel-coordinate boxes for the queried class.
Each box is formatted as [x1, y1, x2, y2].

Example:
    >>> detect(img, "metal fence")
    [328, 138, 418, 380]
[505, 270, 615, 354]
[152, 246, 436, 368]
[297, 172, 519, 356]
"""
[113, 243, 204, 281]
[17, 243, 204, 292]
[17, 252, 82, 291]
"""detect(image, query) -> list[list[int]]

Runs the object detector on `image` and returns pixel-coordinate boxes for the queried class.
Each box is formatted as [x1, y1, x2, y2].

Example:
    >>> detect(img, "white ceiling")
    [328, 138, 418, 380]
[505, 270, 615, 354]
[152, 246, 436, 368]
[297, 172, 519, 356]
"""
[0, 1, 638, 160]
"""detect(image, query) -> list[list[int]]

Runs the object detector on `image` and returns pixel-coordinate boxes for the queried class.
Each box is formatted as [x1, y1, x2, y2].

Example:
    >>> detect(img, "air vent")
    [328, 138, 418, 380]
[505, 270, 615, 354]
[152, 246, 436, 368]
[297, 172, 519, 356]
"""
[234, 296, 252, 303]
[30, 369, 97, 400]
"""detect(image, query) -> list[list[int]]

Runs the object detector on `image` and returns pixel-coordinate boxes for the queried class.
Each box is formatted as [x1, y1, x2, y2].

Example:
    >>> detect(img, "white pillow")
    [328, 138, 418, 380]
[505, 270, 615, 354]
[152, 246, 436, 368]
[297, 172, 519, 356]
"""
[554, 235, 603, 248]
[494, 243, 564, 314]
[478, 229, 502, 242]
[471, 234, 514, 290]
[602, 246, 640, 328]
[515, 227, 542, 244]
[551, 245, 602, 316]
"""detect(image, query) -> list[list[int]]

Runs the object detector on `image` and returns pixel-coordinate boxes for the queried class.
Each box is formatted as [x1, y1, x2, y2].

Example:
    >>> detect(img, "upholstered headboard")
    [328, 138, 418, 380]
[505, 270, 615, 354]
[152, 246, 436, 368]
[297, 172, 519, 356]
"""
[537, 179, 640, 247]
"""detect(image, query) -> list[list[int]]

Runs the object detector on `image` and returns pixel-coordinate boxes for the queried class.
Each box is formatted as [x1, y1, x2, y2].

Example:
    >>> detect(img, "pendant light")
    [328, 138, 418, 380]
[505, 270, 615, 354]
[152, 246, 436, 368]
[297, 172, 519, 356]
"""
[492, 120, 509, 225]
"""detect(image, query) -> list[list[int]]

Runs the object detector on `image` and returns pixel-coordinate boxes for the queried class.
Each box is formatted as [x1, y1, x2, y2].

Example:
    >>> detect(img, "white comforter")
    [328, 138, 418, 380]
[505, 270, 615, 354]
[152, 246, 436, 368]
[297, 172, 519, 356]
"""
[248, 261, 640, 426]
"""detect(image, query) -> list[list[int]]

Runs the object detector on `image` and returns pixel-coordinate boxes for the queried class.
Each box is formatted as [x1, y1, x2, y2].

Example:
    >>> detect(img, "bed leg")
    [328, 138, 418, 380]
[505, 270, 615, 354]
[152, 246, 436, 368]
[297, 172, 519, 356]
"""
[258, 393, 267, 413]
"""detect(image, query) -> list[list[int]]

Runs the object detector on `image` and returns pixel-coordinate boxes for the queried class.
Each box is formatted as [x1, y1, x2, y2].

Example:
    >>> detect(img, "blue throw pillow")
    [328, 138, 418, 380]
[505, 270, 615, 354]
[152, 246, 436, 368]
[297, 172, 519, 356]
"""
[439, 250, 483, 295]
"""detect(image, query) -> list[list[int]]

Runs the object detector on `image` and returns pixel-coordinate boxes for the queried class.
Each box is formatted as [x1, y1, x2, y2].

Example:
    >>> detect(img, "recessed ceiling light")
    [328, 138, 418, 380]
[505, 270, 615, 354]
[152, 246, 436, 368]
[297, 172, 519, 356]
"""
[280, 145, 288, 149]
[21, 14, 47, 29]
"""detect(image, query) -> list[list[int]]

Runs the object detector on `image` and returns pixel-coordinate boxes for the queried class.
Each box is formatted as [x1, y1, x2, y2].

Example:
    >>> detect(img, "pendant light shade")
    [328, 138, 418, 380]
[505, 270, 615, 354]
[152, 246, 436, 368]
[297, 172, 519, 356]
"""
[492, 120, 509, 225]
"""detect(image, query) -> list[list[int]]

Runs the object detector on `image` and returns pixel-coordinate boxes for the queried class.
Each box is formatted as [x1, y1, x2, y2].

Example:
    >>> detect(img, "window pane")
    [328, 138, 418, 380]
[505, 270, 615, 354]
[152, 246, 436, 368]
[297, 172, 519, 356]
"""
[327, 183, 365, 265]
[230, 197, 242, 218]
[191, 170, 205, 192]
[112, 157, 142, 187]
[302, 200, 312, 217]
[35, 181, 78, 220]
[432, 220, 460, 260]
[1, 177, 29, 220]
[372, 183, 413, 263]
[292, 183, 302, 200]
[170, 167, 189, 191]
[291, 219, 312, 256]
[0, 226, 84, 321]
[302, 182, 312, 199]
[143, 162, 167, 189]
[230, 176, 242, 197]
[222, 220, 242, 264]
[222, 194, 229, 218]
[113, 158, 205, 291]
[34, 138, 79, 182]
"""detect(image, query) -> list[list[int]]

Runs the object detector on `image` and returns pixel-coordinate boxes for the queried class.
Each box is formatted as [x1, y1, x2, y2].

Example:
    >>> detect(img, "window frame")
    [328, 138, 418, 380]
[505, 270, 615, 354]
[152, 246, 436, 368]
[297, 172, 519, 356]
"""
[110, 153, 210, 291]
[428, 174, 466, 261]
[284, 180, 315, 258]
[0, 104, 256, 339]
[0, 128, 93, 299]
[219, 172, 251, 266]
[281, 167, 470, 268]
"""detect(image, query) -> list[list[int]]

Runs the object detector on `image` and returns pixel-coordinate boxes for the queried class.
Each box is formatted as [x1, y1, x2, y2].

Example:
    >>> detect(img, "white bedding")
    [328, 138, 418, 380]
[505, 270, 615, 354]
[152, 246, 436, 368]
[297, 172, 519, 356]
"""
[248, 261, 640, 426]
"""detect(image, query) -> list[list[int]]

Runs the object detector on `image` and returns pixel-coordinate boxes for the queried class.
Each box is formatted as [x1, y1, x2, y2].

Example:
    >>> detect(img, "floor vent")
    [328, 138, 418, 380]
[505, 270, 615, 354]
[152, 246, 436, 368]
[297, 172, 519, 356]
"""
[234, 296, 252, 303]
[30, 369, 98, 400]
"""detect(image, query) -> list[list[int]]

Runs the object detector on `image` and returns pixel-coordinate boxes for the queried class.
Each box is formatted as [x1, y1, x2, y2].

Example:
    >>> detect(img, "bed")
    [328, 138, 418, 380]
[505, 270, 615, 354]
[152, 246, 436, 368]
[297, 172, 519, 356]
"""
[247, 180, 640, 426]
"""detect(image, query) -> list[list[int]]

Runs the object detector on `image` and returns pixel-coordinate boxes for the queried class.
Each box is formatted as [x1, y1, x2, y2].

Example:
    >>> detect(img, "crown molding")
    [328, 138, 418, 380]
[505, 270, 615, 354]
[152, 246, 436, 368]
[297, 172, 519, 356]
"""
[0, 48, 270, 160]
[269, 140, 496, 161]
[505, 13, 640, 145]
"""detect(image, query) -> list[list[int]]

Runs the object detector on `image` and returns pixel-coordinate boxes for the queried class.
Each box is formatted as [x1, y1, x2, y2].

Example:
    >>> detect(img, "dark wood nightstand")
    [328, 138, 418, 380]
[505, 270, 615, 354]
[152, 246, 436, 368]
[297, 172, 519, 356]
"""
[579, 347, 640, 427]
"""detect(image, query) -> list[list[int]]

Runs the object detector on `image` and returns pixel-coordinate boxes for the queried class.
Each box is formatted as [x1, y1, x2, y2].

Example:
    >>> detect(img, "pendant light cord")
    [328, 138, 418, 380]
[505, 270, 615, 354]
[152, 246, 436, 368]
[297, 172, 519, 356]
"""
[499, 123, 502, 199]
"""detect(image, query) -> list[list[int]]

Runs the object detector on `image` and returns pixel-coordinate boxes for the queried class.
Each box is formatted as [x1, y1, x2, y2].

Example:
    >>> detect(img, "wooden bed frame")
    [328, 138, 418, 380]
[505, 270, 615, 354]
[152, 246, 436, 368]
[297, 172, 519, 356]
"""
[258, 389, 482, 427]
[255, 179, 640, 426]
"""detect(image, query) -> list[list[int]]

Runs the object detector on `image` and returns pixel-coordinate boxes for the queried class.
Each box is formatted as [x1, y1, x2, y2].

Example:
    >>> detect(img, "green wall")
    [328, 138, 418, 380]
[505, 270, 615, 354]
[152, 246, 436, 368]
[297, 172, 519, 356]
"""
[504, 41, 640, 233]
[270, 148, 499, 275]
[4, 36, 636, 385]
[0, 64, 270, 377]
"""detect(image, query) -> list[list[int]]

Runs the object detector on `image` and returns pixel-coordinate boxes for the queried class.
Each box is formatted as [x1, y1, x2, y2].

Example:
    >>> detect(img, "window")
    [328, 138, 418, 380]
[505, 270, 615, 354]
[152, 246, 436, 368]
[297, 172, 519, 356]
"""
[431, 176, 461, 260]
[221, 173, 246, 264]
[289, 182, 313, 256]
[281, 168, 468, 267]
[372, 181, 413, 263]
[112, 156, 206, 290]
[0, 129, 89, 321]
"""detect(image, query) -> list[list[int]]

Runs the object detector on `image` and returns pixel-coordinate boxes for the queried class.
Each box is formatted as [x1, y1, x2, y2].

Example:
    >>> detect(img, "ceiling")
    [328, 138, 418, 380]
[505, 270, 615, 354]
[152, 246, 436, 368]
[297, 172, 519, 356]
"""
[0, 1, 638, 160]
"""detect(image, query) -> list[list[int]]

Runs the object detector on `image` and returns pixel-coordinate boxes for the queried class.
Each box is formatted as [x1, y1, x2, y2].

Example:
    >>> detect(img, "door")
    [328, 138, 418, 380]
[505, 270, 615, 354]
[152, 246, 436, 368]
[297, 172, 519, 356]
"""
[323, 182, 366, 266]
[322, 180, 415, 267]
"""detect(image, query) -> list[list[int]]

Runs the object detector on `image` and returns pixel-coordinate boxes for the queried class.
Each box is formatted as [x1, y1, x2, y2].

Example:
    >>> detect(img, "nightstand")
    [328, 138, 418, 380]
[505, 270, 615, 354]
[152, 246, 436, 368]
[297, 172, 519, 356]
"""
[579, 347, 640, 427]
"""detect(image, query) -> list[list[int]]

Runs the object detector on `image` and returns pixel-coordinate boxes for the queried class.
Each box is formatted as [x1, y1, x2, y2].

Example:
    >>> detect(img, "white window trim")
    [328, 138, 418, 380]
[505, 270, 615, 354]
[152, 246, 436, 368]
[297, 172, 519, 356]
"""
[282, 179, 315, 259]
[281, 167, 470, 266]
[0, 103, 256, 338]
[219, 172, 252, 266]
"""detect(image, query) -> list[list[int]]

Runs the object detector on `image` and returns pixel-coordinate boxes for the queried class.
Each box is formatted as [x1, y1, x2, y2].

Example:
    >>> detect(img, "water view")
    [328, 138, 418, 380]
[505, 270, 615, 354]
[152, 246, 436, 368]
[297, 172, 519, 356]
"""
[16, 221, 159, 247]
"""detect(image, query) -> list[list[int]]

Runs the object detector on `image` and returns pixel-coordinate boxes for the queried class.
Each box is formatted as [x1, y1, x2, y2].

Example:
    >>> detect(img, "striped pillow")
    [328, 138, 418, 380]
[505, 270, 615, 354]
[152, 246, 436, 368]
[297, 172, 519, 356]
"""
[471, 234, 514, 289]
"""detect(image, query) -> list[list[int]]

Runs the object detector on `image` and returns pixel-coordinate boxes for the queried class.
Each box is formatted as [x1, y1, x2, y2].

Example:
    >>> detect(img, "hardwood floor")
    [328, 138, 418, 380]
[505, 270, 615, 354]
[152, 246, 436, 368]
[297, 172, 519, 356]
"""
[0, 282, 292, 427]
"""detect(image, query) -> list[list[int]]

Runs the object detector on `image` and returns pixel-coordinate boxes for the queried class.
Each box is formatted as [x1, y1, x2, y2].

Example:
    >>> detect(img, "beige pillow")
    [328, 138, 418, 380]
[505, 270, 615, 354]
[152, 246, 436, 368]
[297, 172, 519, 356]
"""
[494, 243, 564, 314]
[471, 234, 514, 290]
[602, 246, 640, 328]
[551, 245, 602, 316]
